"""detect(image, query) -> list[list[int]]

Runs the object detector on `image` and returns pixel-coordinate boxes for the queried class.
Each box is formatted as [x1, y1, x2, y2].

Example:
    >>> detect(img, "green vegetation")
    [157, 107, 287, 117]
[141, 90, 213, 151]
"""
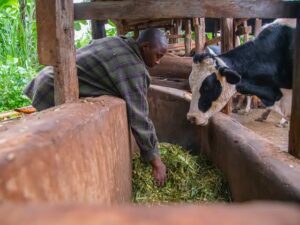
[0, 0, 38, 112]
[132, 143, 231, 204]
[0, 0, 118, 113]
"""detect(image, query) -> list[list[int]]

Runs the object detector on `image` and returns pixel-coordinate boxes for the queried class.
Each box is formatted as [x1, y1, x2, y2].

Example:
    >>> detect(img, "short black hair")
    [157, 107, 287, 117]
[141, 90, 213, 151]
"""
[137, 28, 168, 49]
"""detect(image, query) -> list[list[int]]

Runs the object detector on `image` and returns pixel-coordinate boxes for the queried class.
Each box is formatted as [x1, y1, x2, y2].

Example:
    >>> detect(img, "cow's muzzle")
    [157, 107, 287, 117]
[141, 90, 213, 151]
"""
[187, 113, 209, 126]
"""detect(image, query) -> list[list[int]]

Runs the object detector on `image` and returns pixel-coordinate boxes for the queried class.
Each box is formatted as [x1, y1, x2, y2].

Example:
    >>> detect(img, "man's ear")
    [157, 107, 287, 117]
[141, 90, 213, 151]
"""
[140, 42, 150, 49]
[218, 67, 241, 84]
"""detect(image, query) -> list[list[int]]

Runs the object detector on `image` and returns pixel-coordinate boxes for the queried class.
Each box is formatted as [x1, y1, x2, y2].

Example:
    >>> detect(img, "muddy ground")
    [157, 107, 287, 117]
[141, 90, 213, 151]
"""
[230, 108, 289, 152]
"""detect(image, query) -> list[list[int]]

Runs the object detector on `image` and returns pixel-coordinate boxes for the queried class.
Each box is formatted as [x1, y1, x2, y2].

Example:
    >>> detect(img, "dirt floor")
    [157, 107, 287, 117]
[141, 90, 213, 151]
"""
[230, 108, 289, 152]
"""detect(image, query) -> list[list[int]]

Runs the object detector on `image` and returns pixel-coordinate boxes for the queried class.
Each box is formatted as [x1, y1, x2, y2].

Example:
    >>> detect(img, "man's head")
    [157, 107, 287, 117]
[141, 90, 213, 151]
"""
[137, 28, 168, 68]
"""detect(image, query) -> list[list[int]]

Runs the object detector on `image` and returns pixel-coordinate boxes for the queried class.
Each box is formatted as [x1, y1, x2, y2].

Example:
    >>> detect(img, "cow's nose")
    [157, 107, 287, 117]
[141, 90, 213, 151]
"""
[187, 114, 196, 124]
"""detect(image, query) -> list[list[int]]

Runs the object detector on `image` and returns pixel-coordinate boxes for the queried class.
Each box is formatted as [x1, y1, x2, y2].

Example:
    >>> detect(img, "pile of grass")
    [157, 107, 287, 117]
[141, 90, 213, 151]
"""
[132, 143, 231, 204]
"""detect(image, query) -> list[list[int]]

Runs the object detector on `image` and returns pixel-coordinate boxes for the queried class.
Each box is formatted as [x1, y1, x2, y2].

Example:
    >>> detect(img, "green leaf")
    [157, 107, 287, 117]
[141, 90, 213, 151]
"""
[74, 21, 81, 31]
[0, 0, 18, 10]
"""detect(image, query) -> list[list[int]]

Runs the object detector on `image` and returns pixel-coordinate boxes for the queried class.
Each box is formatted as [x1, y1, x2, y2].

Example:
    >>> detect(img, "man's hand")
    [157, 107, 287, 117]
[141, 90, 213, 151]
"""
[150, 157, 167, 187]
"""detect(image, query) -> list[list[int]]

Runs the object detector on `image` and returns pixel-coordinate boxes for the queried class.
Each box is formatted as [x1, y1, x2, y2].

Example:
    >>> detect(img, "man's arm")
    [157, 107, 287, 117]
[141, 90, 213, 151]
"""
[112, 64, 166, 186]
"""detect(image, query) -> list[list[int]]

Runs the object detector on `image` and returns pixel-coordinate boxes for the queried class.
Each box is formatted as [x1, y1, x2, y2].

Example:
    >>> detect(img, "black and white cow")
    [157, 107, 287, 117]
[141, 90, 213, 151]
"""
[187, 19, 296, 126]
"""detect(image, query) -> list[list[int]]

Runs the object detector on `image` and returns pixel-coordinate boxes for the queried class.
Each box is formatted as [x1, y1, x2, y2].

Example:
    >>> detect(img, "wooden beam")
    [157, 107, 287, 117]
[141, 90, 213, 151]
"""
[289, 18, 300, 159]
[124, 19, 174, 32]
[221, 18, 234, 115]
[74, 1, 299, 21]
[36, 0, 79, 105]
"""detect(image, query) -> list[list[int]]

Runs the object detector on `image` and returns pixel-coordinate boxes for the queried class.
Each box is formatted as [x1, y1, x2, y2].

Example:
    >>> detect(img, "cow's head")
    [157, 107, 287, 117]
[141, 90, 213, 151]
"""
[187, 53, 241, 126]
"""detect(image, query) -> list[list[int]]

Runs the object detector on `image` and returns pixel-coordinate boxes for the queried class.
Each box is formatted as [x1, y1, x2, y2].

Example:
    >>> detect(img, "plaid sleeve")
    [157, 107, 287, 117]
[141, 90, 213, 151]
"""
[111, 60, 160, 162]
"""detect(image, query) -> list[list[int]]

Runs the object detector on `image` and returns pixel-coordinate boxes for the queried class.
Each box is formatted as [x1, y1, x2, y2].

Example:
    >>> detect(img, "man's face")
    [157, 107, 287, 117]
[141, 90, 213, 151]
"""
[141, 43, 167, 68]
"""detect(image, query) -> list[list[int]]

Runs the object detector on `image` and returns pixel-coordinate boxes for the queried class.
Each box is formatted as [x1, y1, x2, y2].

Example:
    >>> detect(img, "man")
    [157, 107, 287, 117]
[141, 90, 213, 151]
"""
[24, 28, 168, 186]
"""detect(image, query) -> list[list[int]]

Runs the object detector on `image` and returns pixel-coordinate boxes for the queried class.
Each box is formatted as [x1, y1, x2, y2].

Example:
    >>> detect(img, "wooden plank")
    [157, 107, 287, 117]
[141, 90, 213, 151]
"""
[74, 1, 299, 21]
[221, 18, 234, 115]
[37, 0, 79, 105]
[289, 19, 300, 159]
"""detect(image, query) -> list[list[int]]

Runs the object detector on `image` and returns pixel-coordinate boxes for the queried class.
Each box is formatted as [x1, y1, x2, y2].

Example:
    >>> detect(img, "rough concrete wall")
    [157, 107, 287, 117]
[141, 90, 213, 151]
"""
[0, 202, 299, 225]
[0, 97, 132, 204]
[148, 85, 300, 202]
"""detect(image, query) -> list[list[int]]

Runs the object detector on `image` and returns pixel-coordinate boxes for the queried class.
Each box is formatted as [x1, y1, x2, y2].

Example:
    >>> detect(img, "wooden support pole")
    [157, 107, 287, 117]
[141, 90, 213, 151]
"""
[243, 21, 249, 43]
[36, 0, 79, 106]
[289, 18, 300, 159]
[91, 20, 107, 39]
[170, 19, 181, 44]
[91, 0, 106, 39]
[221, 18, 234, 115]
[254, 18, 262, 36]
[193, 18, 205, 54]
[133, 26, 139, 40]
[233, 19, 240, 47]
[184, 19, 192, 56]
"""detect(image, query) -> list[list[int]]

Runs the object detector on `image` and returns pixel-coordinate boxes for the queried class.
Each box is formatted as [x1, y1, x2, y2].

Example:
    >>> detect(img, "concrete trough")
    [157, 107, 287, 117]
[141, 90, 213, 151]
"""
[148, 85, 300, 202]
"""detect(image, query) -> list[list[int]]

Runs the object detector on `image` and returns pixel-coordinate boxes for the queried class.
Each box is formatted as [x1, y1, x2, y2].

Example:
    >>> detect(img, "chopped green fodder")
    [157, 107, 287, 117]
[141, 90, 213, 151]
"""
[132, 143, 231, 204]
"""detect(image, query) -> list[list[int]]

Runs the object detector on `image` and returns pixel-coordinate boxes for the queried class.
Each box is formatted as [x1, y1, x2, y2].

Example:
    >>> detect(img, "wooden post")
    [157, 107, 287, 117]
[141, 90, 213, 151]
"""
[170, 19, 181, 44]
[91, 0, 106, 39]
[243, 21, 249, 42]
[233, 19, 240, 47]
[36, 0, 79, 106]
[221, 18, 234, 115]
[133, 26, 139, 40]
[193, 18, 205, 54]
[254, 18, 262, 37]
[91, 20, 107, 39]
[289, 18, 300, 159]
[184, 19, 191, 56]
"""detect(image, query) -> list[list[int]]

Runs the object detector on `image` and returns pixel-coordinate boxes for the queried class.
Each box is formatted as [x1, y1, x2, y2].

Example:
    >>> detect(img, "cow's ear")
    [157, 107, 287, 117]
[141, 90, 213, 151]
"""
[218, 67, 241, 84]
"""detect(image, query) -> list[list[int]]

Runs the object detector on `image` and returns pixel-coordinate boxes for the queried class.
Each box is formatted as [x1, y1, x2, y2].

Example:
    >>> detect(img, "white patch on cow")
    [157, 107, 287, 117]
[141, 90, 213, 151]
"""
[274, 19, 296, 28]
[262, 19, 296, 31]
[268, 88, 292, 119]
[187, 57, 236, 126]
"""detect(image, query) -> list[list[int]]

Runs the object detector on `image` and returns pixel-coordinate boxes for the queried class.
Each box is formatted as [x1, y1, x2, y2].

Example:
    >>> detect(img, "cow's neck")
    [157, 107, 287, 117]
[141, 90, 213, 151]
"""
[218, 42, 257, 77]
[217, 24, 294, 89]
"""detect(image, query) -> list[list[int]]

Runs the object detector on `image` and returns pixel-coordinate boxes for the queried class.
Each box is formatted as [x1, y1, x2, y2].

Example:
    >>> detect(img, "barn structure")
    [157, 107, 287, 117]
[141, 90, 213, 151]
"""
[0, 0, 300, 224]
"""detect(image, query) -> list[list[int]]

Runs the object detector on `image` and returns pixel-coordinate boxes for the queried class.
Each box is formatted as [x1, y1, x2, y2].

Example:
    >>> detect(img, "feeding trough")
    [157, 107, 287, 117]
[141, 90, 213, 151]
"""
[1, 0, 300, 224]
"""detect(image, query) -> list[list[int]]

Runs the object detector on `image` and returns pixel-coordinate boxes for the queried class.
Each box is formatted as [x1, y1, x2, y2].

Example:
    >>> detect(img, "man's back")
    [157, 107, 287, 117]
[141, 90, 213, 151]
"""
[24, 36, 148, 110]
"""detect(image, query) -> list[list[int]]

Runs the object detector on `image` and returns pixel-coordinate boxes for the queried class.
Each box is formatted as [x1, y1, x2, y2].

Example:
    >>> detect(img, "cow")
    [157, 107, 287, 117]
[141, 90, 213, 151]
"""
[187, 19, 296, 126]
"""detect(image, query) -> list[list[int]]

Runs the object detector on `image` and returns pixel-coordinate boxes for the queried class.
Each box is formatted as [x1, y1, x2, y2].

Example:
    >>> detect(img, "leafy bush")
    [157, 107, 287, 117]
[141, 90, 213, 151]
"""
[0, 0, 38, 112]
[0, 1, 119, 112]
